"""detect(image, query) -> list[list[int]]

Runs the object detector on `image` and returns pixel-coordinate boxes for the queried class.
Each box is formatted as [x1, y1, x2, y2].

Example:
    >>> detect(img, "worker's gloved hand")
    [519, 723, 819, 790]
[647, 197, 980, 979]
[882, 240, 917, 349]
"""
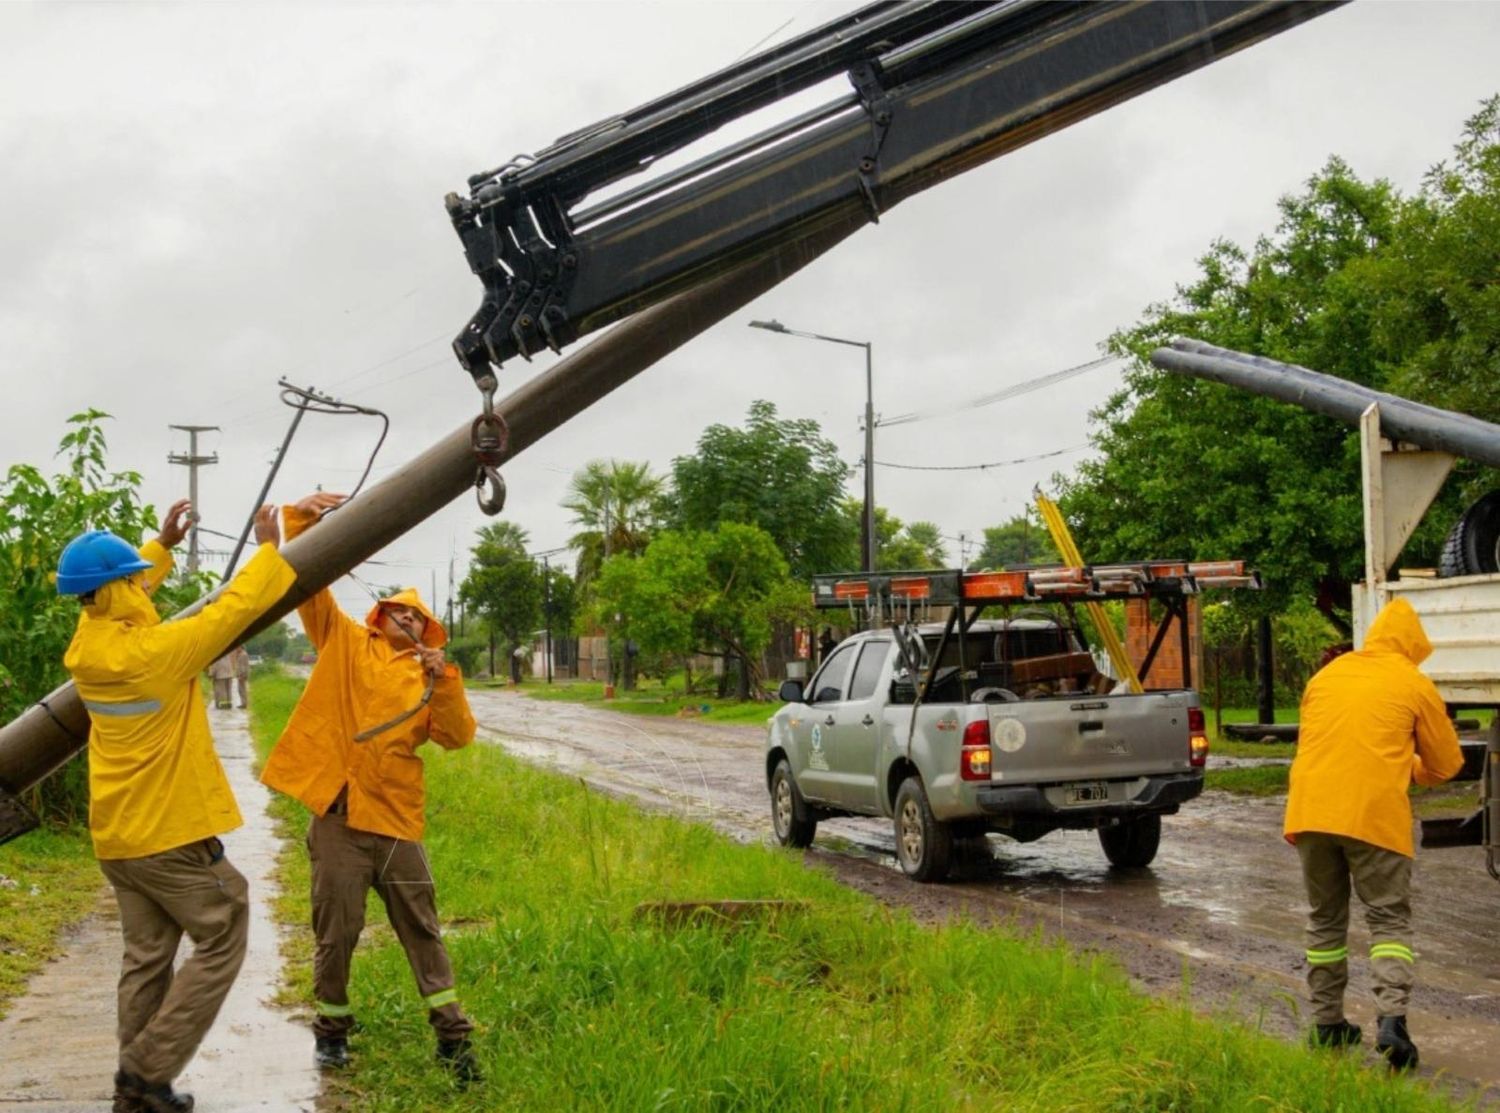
[252, 504, 281, 548]
[294, 491, 348, 523]
[154, 498, 194, 550]
[416, 646, 448, 679]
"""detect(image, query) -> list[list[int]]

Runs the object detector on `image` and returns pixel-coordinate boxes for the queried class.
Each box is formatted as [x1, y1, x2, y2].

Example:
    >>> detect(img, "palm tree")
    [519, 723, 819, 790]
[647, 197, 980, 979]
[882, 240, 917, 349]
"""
[562, 459, 664, 587]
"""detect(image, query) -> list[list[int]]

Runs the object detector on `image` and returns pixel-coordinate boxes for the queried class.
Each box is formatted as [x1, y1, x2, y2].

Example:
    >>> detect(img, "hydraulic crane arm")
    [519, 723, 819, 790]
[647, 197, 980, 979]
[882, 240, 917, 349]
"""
[448, 0, 1341, 376]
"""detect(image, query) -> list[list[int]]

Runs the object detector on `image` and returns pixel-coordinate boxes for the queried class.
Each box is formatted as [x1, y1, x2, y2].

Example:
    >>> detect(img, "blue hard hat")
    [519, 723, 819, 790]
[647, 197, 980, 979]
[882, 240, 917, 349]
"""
[56, 530, 154, 596]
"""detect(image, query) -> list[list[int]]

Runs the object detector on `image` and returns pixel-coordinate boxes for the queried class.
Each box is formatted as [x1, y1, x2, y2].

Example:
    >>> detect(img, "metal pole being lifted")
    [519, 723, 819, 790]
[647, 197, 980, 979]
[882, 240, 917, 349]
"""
[1149, 339, 1500, 467]
[0, 216, 864, 835]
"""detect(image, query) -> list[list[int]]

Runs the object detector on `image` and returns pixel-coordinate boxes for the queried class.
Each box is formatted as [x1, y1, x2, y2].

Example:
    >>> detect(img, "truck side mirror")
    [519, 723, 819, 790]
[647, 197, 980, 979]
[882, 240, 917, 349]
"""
[777, 679, 804, 704]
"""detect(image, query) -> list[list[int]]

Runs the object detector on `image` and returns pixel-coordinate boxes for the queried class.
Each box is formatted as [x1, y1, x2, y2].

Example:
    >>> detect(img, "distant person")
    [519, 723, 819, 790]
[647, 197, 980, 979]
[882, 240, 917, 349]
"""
[1284, 598, 1463, 1070]
[232, 644, 251, 709]
[207, 651, 236, 709]
[56, 498, 296, 1113]
[260, 493, 482, 1085]
[818, 627, 837, 664]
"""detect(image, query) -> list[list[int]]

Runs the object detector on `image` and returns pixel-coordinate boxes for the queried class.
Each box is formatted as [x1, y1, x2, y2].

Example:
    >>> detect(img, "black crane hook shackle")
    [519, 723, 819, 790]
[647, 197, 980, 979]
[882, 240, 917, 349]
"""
[471, 373, 509, 516]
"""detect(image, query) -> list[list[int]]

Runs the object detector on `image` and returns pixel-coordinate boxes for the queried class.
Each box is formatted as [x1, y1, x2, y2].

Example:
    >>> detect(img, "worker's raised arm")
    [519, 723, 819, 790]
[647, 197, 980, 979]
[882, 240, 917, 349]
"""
[149, 504, 297, 683]
[1411, 676, 1463, 787]
[137, 497, 193, 593]
[418, 648, 475, 751]
[282, 493, 355, 650]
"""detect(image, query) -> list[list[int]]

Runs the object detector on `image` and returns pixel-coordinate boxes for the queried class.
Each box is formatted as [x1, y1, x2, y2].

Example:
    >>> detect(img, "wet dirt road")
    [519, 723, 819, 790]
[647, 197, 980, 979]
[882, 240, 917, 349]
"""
[0, 704, 319, 1112]
[470, 689, 1500, 1098]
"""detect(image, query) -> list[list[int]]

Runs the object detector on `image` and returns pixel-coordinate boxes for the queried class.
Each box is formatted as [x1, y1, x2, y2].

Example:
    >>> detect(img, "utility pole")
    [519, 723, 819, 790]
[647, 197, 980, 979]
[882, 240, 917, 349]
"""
[957, 531, 969, 572]
[749, 320, 876, 570]
[602, 500, 614, 697]
[542, 554, 553, 684]
[167, 425, 219, 575]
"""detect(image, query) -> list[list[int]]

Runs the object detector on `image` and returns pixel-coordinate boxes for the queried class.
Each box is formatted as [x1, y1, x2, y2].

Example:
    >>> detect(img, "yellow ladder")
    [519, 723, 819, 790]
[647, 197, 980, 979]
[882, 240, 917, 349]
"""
[1033, 490, 1143, 694]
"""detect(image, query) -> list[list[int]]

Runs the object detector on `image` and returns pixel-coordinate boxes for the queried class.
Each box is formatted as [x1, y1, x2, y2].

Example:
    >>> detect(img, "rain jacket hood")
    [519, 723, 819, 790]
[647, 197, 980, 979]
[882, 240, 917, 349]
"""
[366, 588, 446, 648]
[261, 504, 474, 841]
[1360, 597, 1432, 666]
[1283, 599, 1463, 857]
[63, 539, 298, 859]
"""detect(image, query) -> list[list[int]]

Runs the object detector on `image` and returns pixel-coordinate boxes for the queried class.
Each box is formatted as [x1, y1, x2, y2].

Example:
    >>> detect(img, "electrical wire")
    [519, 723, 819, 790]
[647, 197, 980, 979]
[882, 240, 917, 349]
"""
[875, 444, 1089, 472]
[879, 355, 1117, 428]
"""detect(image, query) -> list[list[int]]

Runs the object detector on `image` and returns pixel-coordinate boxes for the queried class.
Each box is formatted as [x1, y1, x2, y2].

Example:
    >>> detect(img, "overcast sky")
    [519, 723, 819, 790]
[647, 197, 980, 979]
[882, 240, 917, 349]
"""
[5, 1, 1499, 629]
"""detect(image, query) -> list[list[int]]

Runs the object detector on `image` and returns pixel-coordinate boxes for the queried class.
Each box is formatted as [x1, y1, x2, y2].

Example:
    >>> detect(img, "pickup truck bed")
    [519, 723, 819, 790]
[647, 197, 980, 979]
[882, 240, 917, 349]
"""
[766, 619, 1207, 881]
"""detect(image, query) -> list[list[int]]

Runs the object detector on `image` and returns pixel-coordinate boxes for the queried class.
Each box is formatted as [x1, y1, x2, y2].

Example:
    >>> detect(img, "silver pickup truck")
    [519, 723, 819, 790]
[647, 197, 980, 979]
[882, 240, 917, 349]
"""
[765, 617, 1208, 881]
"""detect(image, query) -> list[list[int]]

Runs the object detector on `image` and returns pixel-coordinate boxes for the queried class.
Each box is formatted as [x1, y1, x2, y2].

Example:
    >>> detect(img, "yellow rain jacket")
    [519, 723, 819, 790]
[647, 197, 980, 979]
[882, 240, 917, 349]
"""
[260, 505, 475, 841]
[1284, 598, 1464, 857]
[63, 540, 297, 860]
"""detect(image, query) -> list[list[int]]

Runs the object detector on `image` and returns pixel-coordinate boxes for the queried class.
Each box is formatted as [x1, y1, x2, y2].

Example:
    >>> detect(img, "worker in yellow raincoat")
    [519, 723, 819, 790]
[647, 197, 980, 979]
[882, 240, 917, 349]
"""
[58, 499, 296, 1113]
[259, 493, 481, 1085]
[1284, 597, 1463, 1070]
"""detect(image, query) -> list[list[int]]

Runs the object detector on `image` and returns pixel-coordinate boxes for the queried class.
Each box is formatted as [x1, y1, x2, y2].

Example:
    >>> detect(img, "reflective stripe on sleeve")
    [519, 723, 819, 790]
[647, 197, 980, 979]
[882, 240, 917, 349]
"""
[317, 1000, 354, 1017]
[83, 698, 163, 717]
[423, 988, 459, 1009]
[1305, 945, 1348, 966]
[1370, 942, 1415, 964]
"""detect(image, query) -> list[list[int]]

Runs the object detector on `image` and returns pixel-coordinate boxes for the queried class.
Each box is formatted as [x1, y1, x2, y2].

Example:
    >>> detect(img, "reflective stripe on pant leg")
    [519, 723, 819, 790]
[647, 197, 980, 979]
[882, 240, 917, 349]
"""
[1345, 838, 1414, 1017]
[372, 838, 474, 1041]
[1296, 833, 1352, 1025]
[309, 813, 373, 1039]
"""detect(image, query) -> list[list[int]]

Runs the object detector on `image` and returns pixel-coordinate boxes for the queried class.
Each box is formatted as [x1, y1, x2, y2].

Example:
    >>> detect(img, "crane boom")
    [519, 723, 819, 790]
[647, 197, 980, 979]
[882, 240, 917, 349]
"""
[448, 0, 1341, 376]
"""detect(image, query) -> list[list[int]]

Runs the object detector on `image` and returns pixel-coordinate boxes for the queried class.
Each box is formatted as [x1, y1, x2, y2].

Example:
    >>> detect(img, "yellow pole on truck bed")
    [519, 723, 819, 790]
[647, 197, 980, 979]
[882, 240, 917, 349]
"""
[1033, 490, 1144, 694]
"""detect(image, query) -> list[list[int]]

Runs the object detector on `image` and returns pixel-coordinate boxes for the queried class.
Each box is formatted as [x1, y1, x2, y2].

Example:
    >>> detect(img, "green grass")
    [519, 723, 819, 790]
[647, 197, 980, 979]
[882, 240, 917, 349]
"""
[250, 672, 1464, 1112]
[1205, 765, 1290, 796]
[510, 677, 776, 727]
[0, 823, 101, 1019]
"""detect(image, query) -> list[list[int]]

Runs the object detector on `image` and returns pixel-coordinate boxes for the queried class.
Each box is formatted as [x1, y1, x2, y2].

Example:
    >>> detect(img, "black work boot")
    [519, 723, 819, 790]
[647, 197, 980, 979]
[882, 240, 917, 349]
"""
[111, 1070, 141, 1113]
[436, 1037, 483, 1085]
[1376, 1015, 1419, 1071]
[1308, 1019, 1362, 1049]
[314, 1035, 350, 1069]
[114, 1071, 194, 1113]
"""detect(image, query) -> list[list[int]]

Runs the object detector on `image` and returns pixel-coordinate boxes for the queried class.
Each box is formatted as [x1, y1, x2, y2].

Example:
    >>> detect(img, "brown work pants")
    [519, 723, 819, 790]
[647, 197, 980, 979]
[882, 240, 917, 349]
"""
[308, 810, 472, 1041]
[1296, 831, 1415, 1024]
[212, 678, 233, 709]
[235, 674, 248, 709]
[98, 838, 249, 1085]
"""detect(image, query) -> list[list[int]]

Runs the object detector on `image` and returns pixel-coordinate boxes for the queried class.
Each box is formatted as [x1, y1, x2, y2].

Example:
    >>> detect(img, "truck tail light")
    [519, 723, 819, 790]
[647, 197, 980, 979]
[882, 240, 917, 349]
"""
[961, 720, 992, 781]
[1188, 707, 1208, 768]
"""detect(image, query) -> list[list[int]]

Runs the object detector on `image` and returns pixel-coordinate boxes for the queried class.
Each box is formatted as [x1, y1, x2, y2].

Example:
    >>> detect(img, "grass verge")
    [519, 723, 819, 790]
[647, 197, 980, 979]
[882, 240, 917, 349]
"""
[0, 823, 100, 1019]
[508, 677, 775, 726]
[251, 672, 1464, 1112]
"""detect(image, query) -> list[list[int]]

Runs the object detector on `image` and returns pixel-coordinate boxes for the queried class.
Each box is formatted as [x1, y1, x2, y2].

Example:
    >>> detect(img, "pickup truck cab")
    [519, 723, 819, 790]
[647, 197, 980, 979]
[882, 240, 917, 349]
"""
[766, 617, 1208, 881]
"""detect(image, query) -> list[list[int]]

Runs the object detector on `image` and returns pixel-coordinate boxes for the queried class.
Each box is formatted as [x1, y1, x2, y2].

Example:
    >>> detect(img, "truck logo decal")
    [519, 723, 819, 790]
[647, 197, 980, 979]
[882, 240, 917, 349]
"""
[808, 724, 829, 771]
[994, 718, 1026, 753]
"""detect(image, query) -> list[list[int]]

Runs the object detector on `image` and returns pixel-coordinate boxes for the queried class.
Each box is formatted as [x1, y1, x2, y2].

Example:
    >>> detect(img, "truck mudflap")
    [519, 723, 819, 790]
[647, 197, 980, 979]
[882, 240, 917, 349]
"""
[974, 772, 1203, 833]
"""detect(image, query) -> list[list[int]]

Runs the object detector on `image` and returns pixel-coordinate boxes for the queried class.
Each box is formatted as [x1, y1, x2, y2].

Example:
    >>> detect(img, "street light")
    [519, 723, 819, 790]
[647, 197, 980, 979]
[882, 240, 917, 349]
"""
[749, 318, 876, 572]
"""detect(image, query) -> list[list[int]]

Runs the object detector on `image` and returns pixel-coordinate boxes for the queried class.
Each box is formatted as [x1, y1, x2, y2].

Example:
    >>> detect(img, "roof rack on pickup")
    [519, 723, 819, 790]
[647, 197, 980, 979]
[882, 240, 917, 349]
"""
[812, 562, 1261, 612]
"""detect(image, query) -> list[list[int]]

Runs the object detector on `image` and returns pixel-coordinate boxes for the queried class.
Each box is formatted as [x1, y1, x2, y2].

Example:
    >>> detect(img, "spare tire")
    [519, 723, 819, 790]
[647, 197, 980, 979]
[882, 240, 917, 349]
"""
[1438, 490, 1500, 577]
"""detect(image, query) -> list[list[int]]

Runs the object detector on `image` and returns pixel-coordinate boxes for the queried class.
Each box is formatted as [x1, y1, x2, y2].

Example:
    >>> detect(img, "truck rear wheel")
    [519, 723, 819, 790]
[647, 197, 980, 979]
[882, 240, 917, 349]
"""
[1098, 814, 1161, 869]
[771, 759, 817, 848]
[894, 777, 953, 882]
[1438, 490, 1500, 577]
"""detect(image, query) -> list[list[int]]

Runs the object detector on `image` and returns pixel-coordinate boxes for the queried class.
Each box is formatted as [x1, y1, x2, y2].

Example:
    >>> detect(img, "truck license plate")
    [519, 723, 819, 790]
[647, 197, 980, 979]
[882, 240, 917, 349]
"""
[1065, 781, 1109, 805]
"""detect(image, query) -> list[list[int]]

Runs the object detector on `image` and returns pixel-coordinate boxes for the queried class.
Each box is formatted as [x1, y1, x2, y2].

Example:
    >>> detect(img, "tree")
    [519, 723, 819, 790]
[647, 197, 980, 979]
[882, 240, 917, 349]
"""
[1059, 101, 1500, 627]
[562, 459, 663, 589]
[459, 521, 542, 683]
[0, 411, 199, 823]
[244, 620, 291, 660]
[669, 400, 857, 579]
[877, 516, 948, 570]
[975, 513, 1060, 569]
[588, 522, 809, 698]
